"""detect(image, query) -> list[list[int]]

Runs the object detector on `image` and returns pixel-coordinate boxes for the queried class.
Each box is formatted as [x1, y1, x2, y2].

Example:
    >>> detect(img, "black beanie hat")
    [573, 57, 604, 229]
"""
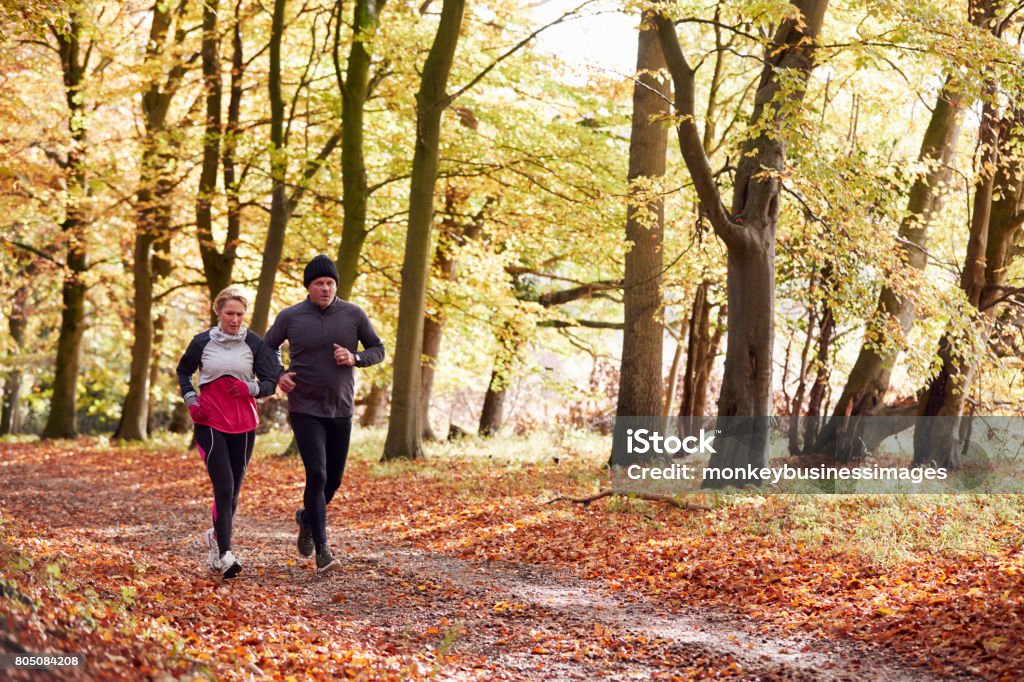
[303, 254, 340, 288]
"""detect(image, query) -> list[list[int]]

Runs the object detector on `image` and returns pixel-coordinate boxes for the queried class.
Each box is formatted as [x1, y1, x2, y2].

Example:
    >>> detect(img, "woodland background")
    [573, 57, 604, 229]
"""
[3, 2, 1024, 679]
[0, 0, 1023, 464]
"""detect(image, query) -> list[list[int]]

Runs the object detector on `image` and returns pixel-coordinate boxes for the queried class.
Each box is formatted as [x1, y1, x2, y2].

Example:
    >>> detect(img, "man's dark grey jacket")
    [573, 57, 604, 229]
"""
[264, 297, 385, 418]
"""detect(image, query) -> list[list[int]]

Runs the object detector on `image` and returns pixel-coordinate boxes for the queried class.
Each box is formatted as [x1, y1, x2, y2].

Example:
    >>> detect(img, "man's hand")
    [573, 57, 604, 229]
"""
[226, 377, 249, 398]
[278, 371, 297, 393]
[333, 343, 355, 366]
[189, 403, 209, 423]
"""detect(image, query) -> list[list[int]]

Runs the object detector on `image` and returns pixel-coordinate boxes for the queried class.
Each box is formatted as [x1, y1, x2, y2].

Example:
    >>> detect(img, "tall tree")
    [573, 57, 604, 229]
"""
[676, 282, 725, 437]
[668, 9, 730, 429]
[613, 11, 670, 449]
[1, 276, 31, 435]
[815, 0, 1004, 460]
[335, 0, 388, 298]
[42, 5, 90, 439]
[382, 0, 467, 460]
[251, 0, 287, 333]
[193, 0, 253, 312]
[825, 78, 962, 425]
[800, 264, 836, 451]
[219, 1, 245, 297]
[194, 0, 228, 307]
[479, 324, 523, 437]
[146, 235, 173, 433]
[914, 100, 1024, 466]
[806, 76, 965, 459]
[250, 0, 342, 334]
[116, 0, 190, 441]
[655, 0, 829, 480]
[421, 186, 488, 440]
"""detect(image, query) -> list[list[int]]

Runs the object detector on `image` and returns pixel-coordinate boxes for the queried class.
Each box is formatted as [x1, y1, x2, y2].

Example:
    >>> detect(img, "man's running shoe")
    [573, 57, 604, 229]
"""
[315, 545, 340, 574]
[295, 508, 314, 558]
[204, 528, 218, 570]
[210, 550, 242, 579]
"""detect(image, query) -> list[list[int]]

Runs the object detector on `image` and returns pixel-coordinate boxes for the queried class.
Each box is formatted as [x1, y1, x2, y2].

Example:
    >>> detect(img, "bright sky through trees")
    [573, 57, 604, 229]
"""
[531, 1, 638, 77]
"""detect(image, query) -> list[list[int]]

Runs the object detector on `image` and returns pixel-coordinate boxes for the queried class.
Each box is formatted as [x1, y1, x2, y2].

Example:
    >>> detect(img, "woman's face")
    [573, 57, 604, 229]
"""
[218, 299, 246, 334]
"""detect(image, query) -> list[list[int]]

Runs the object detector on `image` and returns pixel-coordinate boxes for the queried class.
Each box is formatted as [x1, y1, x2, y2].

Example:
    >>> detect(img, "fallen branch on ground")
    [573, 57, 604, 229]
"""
[546, 489, 710, 511]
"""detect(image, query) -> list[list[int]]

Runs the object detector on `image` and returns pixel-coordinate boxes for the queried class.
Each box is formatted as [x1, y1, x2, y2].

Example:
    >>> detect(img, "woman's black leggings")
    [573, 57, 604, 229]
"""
[290, 413, 352, 550]
[195, 425, 255, 555]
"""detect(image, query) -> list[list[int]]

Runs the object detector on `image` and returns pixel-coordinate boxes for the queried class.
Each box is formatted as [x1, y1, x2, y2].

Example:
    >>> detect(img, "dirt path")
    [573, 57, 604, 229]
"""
[0, 445, 974, 681]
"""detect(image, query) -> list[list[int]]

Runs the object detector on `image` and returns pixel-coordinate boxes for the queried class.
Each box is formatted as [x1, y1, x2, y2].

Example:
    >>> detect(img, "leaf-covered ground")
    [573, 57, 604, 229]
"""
[1, 431, 1021, 680]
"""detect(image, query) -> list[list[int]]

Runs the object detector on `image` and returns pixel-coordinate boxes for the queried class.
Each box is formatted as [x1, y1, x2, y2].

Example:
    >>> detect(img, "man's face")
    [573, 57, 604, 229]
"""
[308, 276, 337, 309]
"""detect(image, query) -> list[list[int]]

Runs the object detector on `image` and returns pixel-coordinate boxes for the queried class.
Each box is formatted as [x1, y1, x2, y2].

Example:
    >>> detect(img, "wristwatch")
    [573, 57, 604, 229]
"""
[355, 353, 361, 364]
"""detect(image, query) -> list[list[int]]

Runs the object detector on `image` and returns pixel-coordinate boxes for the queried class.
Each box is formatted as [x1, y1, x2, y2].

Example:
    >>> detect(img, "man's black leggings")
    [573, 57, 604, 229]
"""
[195, 425, 254, 555]
[290, 412, 352, 549]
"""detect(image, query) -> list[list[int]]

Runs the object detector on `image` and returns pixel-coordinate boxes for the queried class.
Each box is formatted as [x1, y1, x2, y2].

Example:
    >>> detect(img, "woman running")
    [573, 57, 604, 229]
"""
[176, 287, 282, 578]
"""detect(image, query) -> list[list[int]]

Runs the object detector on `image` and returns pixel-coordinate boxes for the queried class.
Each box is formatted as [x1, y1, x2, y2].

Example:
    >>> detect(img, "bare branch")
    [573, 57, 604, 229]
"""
[539, 319, 625, 330]
[547, 489, 710, 511]
[654, 13, 744, 249]
[0, 237, 61, 265]
[535, 281, 622, 307]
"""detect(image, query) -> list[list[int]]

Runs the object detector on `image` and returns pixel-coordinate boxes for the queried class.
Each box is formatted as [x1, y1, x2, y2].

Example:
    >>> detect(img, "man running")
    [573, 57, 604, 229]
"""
[264, 254, 385, 574]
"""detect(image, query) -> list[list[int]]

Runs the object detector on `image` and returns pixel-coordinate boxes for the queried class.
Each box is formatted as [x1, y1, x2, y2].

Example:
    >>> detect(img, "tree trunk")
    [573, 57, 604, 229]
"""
[250, 0, 288, 334]
[122, 101, 175, 438]
[193, 0, 247, 320]
[251, 0, 342, 333]
[479, 367, 507, 437]
[479, 330, 523, 437]
[1, 284, 29, 435]
[613, 9, 669, 455]
[43, 9, 89, 439]
[420, 314, 444, 440]
[168, 402, 190, 434]
[785, 263, 835, 454]
[670, 8, 727, 427]
[220, 2, 245, 288]
[707, 245, 774, 476]
[803, 280, 835, 451]
[252, 186, 289, 335]
[915, 101, 1023, 467]
[360, 383, 388, 427]
[419, 187, 459, 441]
[656, 0, 829, 482]
[677, 282, 722, 438]
[194, 0, 231, 315]
[382, 0, 466, 461]
[419, 186, 487, 440]
[147, 230, 173, 433]
[117, 1, 191, 441]
[336, 0, 388, 298]
[116, 226, 155, 440]
[823, 78, 964, 441]
[788, 275, 819, 454]
[663, 318, 687, 417]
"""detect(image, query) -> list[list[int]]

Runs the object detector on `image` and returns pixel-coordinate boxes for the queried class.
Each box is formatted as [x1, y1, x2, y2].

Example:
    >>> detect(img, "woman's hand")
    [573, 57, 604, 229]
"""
[189, 403, 209, 423]
[226, 377, 250, 398]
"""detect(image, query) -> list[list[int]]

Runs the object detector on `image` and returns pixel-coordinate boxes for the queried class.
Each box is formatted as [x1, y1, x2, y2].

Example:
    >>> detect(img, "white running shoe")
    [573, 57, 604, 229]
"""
[204, 528, 218, 570]
[210, 550, 242, 579]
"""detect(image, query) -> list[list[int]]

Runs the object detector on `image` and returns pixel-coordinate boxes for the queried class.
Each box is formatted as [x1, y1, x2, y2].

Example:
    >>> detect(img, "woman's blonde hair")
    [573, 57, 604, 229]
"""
[213, 286, 250, 314]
